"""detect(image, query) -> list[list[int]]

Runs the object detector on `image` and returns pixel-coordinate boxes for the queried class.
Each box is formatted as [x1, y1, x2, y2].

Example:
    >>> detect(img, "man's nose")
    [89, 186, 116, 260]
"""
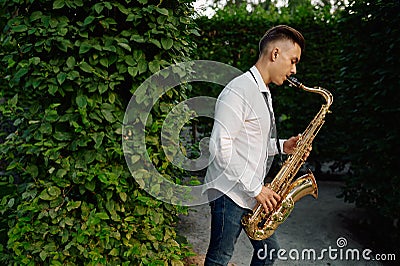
[291, 64, 297, 74]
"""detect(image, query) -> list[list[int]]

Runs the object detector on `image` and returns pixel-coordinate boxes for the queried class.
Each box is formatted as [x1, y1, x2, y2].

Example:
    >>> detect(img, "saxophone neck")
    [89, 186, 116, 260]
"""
[286, 76, 333, 108]
[313, 87, 333, 108]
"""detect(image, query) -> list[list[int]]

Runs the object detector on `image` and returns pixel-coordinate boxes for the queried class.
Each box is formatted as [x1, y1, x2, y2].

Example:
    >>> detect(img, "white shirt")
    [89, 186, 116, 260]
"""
[204, 66, 285, 210]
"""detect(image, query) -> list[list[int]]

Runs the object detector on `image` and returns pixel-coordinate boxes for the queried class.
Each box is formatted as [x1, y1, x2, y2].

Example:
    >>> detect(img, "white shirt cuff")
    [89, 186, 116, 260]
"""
[246, 183, 262, 198]
[279, 139, 286, 154]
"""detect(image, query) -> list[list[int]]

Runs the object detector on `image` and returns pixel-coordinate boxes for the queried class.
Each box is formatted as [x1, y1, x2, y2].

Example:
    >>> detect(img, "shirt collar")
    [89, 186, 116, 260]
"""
[250, 65, 269, 93]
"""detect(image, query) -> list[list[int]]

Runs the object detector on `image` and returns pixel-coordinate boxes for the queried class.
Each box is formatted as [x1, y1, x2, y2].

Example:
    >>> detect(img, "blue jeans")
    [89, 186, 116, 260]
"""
[205, 193, 279, 266]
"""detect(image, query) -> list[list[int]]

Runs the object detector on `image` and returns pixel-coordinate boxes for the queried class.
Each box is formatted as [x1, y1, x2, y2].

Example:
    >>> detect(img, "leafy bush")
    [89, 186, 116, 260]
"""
[336, 0, 400, 249]
[0, 0, 198, 264]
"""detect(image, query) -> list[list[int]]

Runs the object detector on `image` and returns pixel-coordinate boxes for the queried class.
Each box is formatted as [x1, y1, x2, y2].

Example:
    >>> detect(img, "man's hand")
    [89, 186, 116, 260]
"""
[283, 135, 300, 154]
[255, 186, 281, 213]
[283, 134, 312, 160]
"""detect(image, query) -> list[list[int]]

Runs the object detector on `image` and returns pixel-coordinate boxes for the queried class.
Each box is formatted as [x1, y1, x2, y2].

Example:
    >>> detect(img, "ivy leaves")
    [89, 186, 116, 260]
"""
[53, 0, 84, 9]
[0, 0, 198, 264]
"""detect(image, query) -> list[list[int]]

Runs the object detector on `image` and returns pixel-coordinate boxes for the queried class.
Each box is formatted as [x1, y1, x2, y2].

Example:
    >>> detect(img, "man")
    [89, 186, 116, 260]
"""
[204, 25, 306, 265]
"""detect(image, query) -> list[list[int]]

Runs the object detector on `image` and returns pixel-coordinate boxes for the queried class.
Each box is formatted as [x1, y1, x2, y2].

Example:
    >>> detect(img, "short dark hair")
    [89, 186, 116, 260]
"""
[259, 25, 305, 55]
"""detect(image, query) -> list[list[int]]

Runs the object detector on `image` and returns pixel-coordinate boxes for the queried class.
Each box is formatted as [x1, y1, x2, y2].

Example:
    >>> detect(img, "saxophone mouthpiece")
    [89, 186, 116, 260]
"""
[286, 76, 302, 88]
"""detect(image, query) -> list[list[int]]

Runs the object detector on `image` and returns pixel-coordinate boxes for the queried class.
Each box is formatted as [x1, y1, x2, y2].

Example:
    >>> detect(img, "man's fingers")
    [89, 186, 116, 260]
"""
[257, 186, 282, 213]
[273, 192, 281, 201]
[302, 146, 313, 160]
[266, 188, 281, 201]
[263, 198, 279, 213]
[267, 198, 276, 210]
[262, 202, 269, 213]
[265, 192, 281, 212]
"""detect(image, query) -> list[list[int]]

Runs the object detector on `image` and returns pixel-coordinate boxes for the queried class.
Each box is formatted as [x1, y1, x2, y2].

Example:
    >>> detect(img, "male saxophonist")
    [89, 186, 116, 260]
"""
[204, 25, 307, 265]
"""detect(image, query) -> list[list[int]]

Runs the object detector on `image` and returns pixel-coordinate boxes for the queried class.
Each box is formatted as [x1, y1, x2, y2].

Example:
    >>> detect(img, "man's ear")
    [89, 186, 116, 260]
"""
[271, 47, 279, 61]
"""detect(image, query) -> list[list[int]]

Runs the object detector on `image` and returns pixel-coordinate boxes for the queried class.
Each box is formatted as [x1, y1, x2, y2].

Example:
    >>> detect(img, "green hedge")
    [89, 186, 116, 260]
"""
[336, 0, 400, 249]
[0, 0, 198, 264]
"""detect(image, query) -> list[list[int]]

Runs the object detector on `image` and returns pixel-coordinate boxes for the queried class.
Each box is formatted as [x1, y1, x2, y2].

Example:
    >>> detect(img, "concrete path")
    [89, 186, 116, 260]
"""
[178, 181, 384, 265]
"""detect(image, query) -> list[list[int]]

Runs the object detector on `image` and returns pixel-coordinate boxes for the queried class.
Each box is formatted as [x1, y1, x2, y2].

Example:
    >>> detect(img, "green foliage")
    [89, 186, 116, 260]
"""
[0, 0, 198, 264]
[335, 0, 400, 246]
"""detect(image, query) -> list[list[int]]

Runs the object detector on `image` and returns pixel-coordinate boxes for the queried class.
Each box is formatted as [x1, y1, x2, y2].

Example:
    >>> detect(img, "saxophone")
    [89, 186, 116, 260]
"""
[241, 76, 333, 240]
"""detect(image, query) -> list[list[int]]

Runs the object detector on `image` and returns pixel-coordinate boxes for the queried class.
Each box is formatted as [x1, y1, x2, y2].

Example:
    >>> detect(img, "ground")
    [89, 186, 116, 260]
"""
[178, 181, 387, 266]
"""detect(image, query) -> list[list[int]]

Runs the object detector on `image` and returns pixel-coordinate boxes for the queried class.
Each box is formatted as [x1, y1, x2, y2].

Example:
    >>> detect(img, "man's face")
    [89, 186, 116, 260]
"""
[270, 40, 302, 86]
